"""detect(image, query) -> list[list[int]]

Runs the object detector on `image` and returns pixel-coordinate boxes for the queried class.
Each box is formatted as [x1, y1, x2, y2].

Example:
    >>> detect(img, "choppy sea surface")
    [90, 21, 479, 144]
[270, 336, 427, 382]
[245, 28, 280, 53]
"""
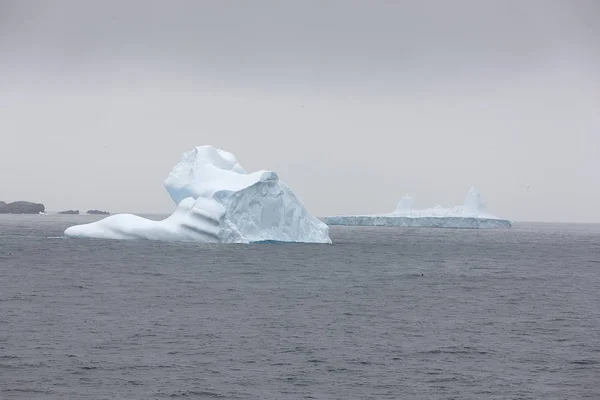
[1, 214, 599, 399]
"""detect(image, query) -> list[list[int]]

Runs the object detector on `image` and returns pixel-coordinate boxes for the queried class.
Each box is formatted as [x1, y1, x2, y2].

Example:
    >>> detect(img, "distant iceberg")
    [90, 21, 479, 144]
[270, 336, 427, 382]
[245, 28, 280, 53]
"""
[325, 187, 511, 229]
[65, 146, 331, 243]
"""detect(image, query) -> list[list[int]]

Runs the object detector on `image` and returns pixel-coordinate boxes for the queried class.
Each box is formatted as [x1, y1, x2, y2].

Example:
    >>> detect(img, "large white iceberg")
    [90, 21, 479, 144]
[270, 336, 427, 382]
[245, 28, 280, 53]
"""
[325, 187, 511, 229]
[65, 146, 331, 243]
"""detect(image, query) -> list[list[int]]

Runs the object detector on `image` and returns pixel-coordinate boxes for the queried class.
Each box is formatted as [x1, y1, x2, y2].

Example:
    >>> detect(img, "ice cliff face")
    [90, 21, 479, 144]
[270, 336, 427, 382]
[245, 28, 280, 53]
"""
[65, 146, 331, 243]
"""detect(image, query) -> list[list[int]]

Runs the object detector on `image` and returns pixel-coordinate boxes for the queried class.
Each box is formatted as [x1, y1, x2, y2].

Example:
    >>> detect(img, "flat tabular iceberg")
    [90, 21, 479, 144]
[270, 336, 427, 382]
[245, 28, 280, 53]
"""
[325, 187, 511, 229]
[65, 146, 331, 243]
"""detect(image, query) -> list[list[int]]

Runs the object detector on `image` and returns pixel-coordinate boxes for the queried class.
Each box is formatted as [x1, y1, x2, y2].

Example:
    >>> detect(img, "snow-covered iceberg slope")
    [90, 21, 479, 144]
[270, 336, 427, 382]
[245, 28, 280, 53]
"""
[325, 187, 511, 229]
[65, 146, 331, 243]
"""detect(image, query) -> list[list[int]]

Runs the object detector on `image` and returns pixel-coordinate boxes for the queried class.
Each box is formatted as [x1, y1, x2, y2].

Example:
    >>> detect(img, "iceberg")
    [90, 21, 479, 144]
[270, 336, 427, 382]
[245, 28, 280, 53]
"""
[325, 187, 511, 229]
[65, 146, 331, 243]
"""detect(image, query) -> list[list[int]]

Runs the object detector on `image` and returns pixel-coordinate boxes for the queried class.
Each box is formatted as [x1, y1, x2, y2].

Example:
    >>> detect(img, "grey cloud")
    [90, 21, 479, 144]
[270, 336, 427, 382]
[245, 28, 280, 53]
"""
[2, 0, 598, 86]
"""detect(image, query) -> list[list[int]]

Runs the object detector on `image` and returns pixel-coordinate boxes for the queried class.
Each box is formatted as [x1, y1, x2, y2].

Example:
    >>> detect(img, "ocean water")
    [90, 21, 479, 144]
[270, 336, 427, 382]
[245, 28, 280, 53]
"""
[1, 215, 599, 399]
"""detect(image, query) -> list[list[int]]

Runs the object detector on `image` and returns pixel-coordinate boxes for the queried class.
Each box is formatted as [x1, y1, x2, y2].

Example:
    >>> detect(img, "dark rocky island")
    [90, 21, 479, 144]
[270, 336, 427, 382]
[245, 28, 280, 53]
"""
[86, 209, 110, 215]
[0, 201, 45, 214]
[58, 210, 80, 215]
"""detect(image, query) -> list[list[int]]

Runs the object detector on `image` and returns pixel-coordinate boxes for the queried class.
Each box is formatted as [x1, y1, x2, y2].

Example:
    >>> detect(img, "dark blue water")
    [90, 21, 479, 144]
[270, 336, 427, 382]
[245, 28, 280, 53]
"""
[1, 215, 599, 399]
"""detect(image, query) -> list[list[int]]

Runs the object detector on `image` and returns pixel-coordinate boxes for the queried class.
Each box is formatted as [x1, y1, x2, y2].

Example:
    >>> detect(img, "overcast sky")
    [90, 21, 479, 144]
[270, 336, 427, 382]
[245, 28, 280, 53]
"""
[1, 0, 599, 222]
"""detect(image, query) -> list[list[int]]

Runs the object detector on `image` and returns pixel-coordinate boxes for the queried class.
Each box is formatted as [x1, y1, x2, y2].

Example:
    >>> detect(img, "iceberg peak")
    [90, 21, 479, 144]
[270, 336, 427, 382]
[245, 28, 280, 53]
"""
[394, 195, 414, 213]
[463, 186, 487, 216]
[164, 145, 262, 205]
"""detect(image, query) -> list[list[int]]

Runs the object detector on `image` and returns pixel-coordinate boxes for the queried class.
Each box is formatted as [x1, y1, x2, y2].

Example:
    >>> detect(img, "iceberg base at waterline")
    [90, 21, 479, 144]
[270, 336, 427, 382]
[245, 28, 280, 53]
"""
[64, 146, 331, 244]
[325, 188, 511, 229]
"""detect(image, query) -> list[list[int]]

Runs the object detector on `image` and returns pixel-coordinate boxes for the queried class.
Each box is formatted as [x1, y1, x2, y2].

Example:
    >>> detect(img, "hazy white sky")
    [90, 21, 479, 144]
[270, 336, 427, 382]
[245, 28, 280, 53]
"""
[1, 0, 599, 222]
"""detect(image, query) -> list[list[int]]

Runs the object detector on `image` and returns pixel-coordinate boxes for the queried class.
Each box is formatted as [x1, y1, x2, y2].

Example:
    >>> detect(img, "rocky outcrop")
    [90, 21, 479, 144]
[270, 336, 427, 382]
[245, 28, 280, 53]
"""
[86, 209, 110, 215]
[0, 201, 45, 214]
[58, 210, 80, 215]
